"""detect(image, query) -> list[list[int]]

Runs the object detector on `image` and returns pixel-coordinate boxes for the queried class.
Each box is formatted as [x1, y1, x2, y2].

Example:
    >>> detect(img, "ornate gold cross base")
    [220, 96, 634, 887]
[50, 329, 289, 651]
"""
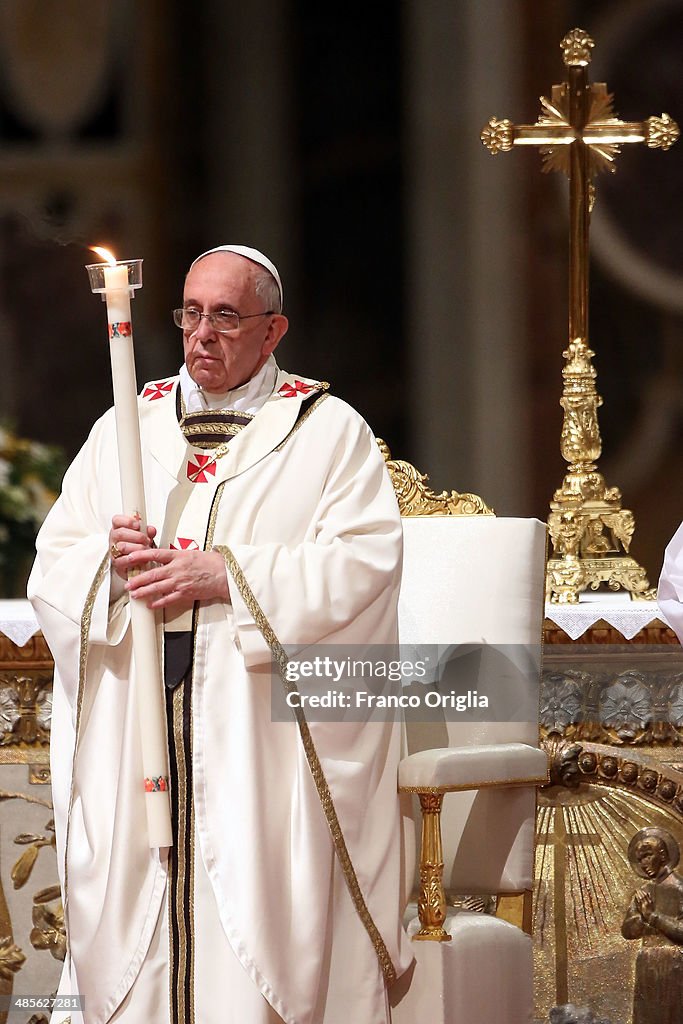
[544, 331, 651, 602]
[544, 338, 654, 603]
[547, 551, 652, 605]
[547, 498, 653, 605]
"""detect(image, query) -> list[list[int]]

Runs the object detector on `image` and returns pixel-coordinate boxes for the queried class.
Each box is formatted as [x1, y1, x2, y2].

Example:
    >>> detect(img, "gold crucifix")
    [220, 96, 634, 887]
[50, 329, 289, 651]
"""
[481, 28, 679, 603]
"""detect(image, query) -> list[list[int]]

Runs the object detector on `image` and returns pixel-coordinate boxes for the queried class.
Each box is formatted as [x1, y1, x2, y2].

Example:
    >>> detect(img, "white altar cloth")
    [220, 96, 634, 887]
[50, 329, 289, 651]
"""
[0, 597, 672, 648]
[544, 594, 669, 641]
[0, 599, 41, 647]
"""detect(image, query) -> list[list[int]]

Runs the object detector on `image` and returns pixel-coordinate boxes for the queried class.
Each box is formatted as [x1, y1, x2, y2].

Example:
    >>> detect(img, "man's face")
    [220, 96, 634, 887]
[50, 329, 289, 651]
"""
[182, 252, 288, 393]
[636, 839, 667, 878]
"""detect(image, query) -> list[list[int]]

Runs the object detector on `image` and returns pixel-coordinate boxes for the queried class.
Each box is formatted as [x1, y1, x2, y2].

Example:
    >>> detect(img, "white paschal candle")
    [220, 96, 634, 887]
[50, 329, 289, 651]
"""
[103, 262, 173, 849]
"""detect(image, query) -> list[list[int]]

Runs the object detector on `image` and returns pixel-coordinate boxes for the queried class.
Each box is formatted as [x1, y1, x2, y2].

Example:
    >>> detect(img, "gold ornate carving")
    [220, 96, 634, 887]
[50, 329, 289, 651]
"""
[0, 635, 52, 668]
[546, 334, 652, 602]
[536, 751, 683, 1019]
[543, 739, 583, 789]
[547, 550, 651, 605]
[560, 28, 594, 67]
[645, 113, 680, 151]
[0, 822, 16, 1012]
[480, 116, 514, 155]
[0, 938, 25, 981]
[0, 750, 49, 769]
[377, 440, 494, 517]
[0, 677, 52, 748]
[414, 793, 451, 942]
[0, 798, 63, 1017]
[31, 886, 65, 962]
[28, 765, 51, 785]
[543, 740, 683, 819]
[12, 820, 55, 890]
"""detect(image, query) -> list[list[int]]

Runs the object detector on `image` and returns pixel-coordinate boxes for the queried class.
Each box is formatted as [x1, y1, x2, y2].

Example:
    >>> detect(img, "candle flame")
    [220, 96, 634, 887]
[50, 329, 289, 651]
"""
[91, 245, 117, 266]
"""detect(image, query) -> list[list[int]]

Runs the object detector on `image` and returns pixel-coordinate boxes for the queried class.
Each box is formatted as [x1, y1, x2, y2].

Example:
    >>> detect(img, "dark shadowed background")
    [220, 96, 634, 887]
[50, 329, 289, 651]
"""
[0, 0, 682, 583]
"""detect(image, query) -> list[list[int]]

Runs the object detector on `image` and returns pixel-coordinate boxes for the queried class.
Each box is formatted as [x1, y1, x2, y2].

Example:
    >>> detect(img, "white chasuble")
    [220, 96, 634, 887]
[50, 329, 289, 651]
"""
[659, 522, 683, 642]
[28, 366, 412, 1024]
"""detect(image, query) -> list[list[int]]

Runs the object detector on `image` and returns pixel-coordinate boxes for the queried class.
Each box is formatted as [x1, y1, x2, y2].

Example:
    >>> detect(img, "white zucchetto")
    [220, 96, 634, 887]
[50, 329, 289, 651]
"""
[189, 244, 283, 308]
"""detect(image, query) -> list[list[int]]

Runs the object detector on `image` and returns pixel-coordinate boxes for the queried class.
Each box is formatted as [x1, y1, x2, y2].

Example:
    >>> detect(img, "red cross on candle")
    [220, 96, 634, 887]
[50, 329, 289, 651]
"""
[109, 321, 132, 339]
[277, 379, 314, 397]
[143, 380, 174, 401]
[170, 537, 200, 551]
[187, 454, 217, 483]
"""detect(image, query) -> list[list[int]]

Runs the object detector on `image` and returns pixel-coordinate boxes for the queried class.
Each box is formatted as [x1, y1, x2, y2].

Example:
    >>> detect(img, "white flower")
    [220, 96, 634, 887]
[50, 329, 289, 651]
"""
[3, 484, 32, 521]
[28, 441, 49, 461]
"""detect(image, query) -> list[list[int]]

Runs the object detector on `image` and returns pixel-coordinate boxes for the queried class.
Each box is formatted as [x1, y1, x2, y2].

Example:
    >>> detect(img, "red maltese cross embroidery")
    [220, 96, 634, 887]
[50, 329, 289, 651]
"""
[170, 537, 200, 551]
[277, 379, 315, 398]
[109, 322, 132, 339]
[143, 380, 174, 401]
[144, 776, 168, 792]
[187, 454, 217, 483]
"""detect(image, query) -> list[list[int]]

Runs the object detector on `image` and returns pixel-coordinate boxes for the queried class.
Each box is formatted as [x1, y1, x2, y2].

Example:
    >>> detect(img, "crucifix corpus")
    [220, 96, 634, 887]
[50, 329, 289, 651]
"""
[481, 27, 680, 604]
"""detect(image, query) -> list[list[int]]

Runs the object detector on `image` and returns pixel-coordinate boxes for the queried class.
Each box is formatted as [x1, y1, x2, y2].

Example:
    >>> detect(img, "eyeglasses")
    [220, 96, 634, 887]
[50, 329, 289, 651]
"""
[172, 308, 274, 334]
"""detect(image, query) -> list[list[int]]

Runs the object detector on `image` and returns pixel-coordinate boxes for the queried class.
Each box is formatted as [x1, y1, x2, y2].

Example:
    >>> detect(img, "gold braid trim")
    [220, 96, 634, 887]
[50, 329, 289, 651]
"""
[182, 421, 247, 438]
[274, 393, 329, 451]
[182, 413, 253, 427]
[213, 542, 397, 985]
[63, 552, 111, 936]
[205, 482, 228, 551]
[171, 680, 194, 1024]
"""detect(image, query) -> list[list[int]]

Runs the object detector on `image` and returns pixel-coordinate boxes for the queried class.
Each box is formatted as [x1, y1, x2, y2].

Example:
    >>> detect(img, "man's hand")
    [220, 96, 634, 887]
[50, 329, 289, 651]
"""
[124, 548, 229, 610]
[109, 514, 157, 582]
[634, 888, 655, 922]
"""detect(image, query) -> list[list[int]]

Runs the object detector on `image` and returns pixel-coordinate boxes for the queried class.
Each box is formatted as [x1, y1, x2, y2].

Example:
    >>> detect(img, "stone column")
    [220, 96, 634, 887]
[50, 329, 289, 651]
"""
[202, 0, 301, 326]
[403, 0, 530, 513]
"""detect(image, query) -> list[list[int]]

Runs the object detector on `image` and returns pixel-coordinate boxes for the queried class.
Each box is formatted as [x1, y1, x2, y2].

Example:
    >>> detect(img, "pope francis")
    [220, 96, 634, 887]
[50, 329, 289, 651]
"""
[28, 246, 412, 1024]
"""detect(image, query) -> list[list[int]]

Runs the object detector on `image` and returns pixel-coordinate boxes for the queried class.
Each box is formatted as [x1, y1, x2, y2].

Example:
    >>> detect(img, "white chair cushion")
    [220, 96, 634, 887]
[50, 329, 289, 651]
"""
[399, 742, 548, 791]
